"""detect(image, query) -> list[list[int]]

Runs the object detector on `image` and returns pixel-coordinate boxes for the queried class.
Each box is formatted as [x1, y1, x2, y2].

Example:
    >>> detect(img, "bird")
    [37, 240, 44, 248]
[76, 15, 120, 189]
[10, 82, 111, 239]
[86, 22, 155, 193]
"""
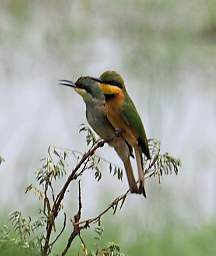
[59, 76, 140, 194]
[97, 71, 150, 196]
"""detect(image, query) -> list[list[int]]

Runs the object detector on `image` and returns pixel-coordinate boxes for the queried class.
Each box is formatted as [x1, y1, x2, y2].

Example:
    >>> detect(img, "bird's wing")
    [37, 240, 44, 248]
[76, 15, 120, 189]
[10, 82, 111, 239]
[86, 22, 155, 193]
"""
[121, 93, 151, 159]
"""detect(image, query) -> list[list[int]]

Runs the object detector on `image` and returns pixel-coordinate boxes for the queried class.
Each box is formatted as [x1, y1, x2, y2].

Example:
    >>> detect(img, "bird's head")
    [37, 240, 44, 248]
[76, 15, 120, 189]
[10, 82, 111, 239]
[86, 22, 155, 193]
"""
[59, 76, 104, 102]
[98, 70, 126, 97]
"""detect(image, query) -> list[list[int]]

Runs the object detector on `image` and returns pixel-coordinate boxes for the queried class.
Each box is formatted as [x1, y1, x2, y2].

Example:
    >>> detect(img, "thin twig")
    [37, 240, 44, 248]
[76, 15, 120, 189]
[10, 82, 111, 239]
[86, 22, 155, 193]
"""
[61, 230, 78, 256]
[74, 169, 158, 231]
[49, 182, 56, 204]
[61, 181, 82, 256]
[42, 131, 160, 255]
[78, 234, 87, 255]
[52, 147, 123, 176]
[49, 212, 66, 247]
[76, 189, 130, 228]
[42, 139, 107, 255]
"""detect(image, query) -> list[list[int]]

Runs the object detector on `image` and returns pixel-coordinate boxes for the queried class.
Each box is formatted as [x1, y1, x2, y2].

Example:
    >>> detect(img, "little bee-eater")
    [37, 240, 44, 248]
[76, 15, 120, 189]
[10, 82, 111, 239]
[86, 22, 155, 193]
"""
[97, 71, 151, 196]
[59, 76, 140, 194]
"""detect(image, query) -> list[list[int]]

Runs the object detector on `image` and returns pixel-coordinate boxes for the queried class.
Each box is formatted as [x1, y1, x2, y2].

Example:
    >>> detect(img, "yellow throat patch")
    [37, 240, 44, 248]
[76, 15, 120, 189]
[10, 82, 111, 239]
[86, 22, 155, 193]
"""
[99, 84, 122, 95]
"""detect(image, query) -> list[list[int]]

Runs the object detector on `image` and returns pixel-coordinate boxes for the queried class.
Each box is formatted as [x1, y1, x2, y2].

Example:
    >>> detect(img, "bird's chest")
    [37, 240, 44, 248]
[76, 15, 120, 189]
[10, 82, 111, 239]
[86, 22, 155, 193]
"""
[86, 103, 114, 139]
[86, 104, 106, 126]
[106, 97, 137, 145]
[106, 94, 123, 125]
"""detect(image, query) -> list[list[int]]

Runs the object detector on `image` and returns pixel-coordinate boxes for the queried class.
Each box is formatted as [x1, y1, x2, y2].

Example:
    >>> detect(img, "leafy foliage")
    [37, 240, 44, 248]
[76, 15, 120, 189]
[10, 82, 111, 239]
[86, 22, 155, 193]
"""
[146, 139, 181, 183]
[89, 243, 126, 256]
[79, 123, 97, 147]
[0, 124, 181, 255]
[78, 123, 124, 181]
[0, 213, 42, 255]
[8, 211, 44, 250]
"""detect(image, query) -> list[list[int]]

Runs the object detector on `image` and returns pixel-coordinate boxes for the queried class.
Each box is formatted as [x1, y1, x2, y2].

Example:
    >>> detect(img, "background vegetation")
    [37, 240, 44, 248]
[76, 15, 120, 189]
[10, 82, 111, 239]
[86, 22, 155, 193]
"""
[1, 0, 216, 255]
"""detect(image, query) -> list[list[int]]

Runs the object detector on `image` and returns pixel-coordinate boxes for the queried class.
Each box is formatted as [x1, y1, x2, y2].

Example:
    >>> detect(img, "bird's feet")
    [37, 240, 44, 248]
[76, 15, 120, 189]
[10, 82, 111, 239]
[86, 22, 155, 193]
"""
[106, 128, 125, 142]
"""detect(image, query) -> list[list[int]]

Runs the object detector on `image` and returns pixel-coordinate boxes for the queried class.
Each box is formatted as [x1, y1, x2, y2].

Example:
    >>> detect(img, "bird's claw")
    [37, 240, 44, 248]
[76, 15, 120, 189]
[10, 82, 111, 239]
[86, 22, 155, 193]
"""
[106, 128, 125, 142]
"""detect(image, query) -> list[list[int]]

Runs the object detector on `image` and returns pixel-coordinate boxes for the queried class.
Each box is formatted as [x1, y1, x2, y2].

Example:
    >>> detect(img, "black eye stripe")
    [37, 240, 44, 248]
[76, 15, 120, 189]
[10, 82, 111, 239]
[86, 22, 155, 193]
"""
[105, 94, 115, 100]
[94, 78, 103, 83]
[88, 77, 123, 88]
[106, 80, 123, 88]
[88, 77, 103, 83]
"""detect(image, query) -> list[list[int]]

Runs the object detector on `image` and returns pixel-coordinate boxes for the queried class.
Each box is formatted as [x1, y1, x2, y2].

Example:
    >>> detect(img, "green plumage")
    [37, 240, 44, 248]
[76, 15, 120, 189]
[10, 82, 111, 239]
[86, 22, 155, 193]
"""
[99, 70, 150, 196]
[100, 70, 150, 159]
[121, 93, 150, 159]
[60, 75, 140, 194]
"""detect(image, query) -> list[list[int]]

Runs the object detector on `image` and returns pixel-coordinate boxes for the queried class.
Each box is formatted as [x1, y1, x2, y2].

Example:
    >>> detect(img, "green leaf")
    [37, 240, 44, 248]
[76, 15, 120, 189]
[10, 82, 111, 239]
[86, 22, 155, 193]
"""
[53, 148, 60, 158]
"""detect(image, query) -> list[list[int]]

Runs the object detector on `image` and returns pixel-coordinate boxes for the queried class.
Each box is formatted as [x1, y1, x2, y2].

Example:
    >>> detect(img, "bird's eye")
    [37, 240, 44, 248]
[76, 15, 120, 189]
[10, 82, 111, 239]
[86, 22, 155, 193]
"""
[107, 80, 123, 88]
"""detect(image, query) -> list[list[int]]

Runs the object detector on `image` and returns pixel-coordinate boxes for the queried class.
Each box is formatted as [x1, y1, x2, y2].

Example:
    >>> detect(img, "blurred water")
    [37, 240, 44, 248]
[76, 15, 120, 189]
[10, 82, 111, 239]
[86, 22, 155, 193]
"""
[0, 1, 216, 229]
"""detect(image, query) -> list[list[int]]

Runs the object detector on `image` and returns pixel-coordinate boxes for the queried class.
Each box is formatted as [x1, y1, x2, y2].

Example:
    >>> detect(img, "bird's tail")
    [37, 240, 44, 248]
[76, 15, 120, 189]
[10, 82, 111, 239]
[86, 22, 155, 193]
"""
[113, 141, 139, 194]
[123, 157, 139, 194]
[134, 145, 146, 197]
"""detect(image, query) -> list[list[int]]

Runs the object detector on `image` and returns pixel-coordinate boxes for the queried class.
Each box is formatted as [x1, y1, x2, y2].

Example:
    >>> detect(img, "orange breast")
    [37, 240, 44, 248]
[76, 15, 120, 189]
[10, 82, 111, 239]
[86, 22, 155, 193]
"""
[106, 92, 137, 146]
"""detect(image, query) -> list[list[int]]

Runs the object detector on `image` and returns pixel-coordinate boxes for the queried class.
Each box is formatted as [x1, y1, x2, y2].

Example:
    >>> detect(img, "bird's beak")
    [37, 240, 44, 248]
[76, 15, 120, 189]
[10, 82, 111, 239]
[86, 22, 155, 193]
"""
[59, 79, 87, 97]
[59, 79, 76, 88]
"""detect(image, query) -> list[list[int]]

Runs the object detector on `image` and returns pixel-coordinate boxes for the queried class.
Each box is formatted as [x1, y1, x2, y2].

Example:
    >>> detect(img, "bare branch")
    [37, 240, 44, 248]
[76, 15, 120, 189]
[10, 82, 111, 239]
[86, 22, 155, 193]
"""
[77, 189, 130, 229]
[42, 139, 107, 255]
[73, 163, 170, 233]
[39, 132, 180, 255]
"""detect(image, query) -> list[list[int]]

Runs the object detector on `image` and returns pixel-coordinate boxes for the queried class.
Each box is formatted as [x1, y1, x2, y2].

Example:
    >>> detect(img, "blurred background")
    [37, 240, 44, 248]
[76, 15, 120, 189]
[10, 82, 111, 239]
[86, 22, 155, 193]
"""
[0, 0, 216, 255]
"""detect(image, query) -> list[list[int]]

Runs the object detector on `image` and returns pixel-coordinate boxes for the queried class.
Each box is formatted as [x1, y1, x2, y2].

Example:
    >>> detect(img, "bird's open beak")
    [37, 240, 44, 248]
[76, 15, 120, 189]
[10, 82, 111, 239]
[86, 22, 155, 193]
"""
[59, 79, 76, 88]
[59, 79, 87, 97]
